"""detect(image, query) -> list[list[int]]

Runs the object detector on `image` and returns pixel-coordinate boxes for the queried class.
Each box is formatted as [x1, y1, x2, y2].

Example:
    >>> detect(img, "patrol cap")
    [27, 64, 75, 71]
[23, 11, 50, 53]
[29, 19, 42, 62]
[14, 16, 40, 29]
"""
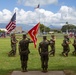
[64, 34, 68, 38]
[51, 34, 55, 37]
[11, 33, 15, 36]
[43, 35, 47, 39]
[23, 33, 27, 38]
[74, 34, 76, 37]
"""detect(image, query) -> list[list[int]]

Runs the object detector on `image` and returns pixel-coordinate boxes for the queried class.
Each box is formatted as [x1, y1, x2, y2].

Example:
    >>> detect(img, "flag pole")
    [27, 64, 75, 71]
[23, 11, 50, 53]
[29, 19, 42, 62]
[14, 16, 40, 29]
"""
[38, 4, 40, 36]
[34, 4, 40, 36]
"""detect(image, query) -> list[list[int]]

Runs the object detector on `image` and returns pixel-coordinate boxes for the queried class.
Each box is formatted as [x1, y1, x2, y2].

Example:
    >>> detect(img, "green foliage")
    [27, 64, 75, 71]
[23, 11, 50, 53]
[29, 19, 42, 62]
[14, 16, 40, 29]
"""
[61, 23, 76, 32]
[52, 29, 61, 33]
[0, 34, 76, 75]
[40, 24, 50, 33]
[40, 24, 44, 33]
[45, 27, 51, 32]
[0, 30, 5, 33]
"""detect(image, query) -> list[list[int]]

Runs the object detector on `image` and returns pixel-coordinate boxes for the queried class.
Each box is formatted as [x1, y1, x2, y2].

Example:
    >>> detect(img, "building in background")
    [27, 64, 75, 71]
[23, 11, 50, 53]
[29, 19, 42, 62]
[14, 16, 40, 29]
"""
[12, 26, 22, 33]
[0, 28, 7, 37]
[0, 28, 7, 32]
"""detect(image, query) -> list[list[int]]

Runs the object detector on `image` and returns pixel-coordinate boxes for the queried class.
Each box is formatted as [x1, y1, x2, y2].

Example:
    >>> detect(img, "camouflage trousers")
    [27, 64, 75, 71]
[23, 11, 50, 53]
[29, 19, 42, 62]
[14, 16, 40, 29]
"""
[8, 44, 16, 56]
[72, 46, 76, 55]
[49, 46, 55, 56]
[20, 54, 29, 71]
[62, 46, 70, 56]
[40, 53, 49, 70]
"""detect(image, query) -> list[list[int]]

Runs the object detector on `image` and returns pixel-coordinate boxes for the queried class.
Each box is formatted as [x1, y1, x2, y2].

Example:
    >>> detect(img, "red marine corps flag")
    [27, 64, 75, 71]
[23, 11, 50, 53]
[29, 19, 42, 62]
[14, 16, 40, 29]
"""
[28, 22, 40, 48]
[6, 12, 16, 34]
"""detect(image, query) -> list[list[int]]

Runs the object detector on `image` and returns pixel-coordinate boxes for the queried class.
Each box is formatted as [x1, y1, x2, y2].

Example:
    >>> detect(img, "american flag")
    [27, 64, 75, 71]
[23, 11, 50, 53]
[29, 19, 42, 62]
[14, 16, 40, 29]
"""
[35, 4, 40, 9]
[6, 12, 16, 34]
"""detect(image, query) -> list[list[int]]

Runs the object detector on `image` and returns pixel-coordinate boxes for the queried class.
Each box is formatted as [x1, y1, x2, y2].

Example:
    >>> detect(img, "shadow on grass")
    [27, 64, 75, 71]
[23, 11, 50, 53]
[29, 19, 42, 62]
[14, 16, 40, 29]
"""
[64, 70, 76, 75]
[0, 66, 76, 75]
[58, 53, 76, 57]
[0, 68, 42, 75]
[0, 68, 20, 75]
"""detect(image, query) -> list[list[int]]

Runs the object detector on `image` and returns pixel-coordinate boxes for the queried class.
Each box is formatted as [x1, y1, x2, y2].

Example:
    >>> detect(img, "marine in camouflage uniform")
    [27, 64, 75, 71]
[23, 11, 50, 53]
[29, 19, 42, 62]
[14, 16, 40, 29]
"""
[72, 35, 76, 55]
[62, 35, 71, 56]
[49, 35, 55, 56]
[38, 36, 50, 72]
[19, 34, 33, 72]
[8, 33, 18, 56]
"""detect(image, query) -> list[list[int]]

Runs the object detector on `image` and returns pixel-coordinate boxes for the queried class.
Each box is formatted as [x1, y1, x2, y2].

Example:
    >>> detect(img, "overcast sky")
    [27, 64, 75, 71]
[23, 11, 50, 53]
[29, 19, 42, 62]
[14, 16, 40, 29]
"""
[0, 0, 76, 26]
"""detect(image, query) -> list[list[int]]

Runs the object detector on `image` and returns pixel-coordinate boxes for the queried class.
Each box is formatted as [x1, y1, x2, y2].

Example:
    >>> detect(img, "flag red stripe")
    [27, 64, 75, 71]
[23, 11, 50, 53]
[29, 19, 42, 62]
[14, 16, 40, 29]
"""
[6, 22, 12, 29]
[6, 12, 16, 33]
[6, 21, 16, 30]
[7, 22, 16, 31]
[6, 22, 13, 30]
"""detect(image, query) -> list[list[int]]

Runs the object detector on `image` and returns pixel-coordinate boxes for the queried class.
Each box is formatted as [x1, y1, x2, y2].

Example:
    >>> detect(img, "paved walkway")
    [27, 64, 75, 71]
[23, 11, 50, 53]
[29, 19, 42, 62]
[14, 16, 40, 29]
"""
[11, 71, 65, 75]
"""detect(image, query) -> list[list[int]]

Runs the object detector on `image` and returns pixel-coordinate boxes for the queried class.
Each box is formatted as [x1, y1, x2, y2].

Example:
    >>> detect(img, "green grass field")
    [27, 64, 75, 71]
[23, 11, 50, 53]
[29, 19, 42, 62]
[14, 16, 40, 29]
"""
[0, 33, 76, 75]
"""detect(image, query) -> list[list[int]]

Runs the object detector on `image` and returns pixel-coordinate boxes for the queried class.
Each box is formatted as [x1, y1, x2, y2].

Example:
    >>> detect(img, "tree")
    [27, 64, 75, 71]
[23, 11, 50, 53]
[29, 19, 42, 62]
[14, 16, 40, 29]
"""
[40, 24, 50, 33]
[66, 22, 68, 24]
[61, 23, 76, 32]
[40, 24, 45, 33]
[0, 30, 5, 33]
[45, 27, 51, 32]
